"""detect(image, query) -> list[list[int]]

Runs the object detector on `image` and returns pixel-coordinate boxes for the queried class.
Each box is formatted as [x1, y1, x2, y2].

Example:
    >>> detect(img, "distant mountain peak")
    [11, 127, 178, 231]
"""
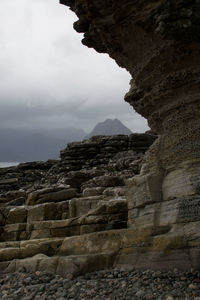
[85, 118, 132, 139]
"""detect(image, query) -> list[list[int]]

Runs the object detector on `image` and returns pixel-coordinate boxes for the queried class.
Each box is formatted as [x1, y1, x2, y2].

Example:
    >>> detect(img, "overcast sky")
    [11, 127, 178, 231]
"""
[0, 0, 148, 133]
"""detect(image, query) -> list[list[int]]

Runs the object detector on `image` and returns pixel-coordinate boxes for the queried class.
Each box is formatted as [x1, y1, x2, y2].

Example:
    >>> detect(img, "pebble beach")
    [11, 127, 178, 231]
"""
[1, 268, 200, 300]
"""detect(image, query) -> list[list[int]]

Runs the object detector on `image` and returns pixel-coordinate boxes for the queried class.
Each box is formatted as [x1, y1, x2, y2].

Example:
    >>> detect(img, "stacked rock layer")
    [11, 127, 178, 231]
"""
[0, 134, 160, 275]
[61, 0, 200, 269]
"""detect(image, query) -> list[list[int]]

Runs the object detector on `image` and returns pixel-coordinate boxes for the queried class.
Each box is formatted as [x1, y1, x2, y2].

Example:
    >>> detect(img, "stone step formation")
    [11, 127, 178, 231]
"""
[0, 133, 157, 277]
[61, 0, 200, 273]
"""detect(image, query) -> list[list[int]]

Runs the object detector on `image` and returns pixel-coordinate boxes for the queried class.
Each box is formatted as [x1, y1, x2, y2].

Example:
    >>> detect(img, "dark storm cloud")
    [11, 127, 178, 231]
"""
[0, 0, 148, 133]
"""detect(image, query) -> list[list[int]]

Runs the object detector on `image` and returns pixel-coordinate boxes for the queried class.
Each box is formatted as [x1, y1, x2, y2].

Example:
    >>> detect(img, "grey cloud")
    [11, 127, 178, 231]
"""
[0, 0, 149, 133]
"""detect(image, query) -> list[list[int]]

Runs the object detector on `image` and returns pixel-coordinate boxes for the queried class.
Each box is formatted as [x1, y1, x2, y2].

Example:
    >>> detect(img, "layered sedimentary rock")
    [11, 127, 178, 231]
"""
[0, 160, 58, 194]
[0, 134, 157, 275]
[61, 0, 200, 268]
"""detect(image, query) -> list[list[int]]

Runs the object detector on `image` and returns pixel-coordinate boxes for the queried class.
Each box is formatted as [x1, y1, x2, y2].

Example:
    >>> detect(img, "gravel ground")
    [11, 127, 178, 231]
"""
[0, 268, 200, 300]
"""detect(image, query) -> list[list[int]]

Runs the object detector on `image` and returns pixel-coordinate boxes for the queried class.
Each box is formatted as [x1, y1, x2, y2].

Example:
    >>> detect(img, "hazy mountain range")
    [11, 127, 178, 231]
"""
[0, 128, 86, 162]
[0, 119, 132, 162]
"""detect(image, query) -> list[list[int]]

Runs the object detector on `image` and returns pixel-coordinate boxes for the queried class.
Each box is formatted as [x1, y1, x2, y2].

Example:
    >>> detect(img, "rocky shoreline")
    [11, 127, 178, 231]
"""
[1, 268, 200, 300]
[1, 133, 200, 298]
[0, 134, 160, 275]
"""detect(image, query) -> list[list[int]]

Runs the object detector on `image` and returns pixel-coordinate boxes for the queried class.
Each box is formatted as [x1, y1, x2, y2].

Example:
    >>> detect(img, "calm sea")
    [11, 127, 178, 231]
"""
[0, 162, 20, 168]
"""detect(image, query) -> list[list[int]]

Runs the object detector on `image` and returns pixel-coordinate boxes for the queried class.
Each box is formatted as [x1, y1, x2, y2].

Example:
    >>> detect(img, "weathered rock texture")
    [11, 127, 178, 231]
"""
[0, 160, 57, 194]
[61, 0, 200, 269]
[0, 134, 158, 275]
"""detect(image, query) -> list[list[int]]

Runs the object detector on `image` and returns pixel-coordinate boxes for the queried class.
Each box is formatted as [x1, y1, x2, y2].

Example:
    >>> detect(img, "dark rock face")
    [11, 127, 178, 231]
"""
[61, 0, 200, 269]
[59, 133, 154, 168]
[0, 160, 57, 194]
[62, 0, 200, 162]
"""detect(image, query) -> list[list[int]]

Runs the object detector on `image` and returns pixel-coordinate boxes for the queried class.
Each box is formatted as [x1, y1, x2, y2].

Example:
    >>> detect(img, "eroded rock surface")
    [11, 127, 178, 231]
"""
[0, 134, 157, 275]
[61, 0, 200, 269]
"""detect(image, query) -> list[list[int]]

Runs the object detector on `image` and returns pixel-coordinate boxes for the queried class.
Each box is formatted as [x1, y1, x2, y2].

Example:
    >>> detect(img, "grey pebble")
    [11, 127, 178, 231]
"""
[135, 290, 145, 297]
[0, 268, 200, 300]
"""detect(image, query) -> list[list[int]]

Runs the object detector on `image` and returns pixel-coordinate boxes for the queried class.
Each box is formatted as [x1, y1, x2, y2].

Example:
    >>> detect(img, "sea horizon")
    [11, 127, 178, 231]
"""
[0, 162, 20, 168]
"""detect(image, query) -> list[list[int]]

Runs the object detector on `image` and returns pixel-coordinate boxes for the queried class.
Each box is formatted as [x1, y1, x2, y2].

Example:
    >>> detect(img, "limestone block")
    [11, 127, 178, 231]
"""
[2, 223, 26, 241]
[162, 169, 200, 201]
[106, 199, 127, 214]
[182, 221, 200, 241]
[38, 256, 59, 273]
[30, 229, 51, 240]
[128, 204, 156, 229]
[59, 252, 117, 277]
[69, 196, 102, 218]
[59, 229, 134, 256]
[6, 253, 49, 273]
[30, 220, 73, 230]
[158, 200, 179, 226]
[103, 187, 126, 197]
[27, 201, 69, 223]
[159, 196, 200, 225]
[82, 187, 105, 197]
[26, 186, 77, 205]
[51, 226, 80, 238]
[0, 247, 21, 262]
[19, 238, 63, 259]
[127, 173, 163, 209]
[7, 197, 25, 206]
[25, 219, 81, 240]
[83, 199, 127, 216]
[6, 207, 27, 225]
[116, 250, 193, 271]
[0, 190, 26, 204]
[80, 213, 125, 226]
[0, 178, 18, 185]
[129, 195, 200, 229]
[0, 241, 19, 249]
[2, 252, 117, 277]
[150, 234, 189, 264]
[80, 224, 106, 235]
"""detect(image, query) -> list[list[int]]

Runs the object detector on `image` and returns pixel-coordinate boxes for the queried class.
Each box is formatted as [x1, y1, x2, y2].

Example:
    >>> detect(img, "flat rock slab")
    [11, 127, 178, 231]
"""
[0, 251, 117, 278]
[0, 178, 18, 185]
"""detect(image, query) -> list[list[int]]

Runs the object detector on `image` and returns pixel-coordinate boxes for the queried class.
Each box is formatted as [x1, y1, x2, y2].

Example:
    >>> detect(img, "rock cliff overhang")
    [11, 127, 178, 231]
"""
[61, 0, 200, 269]
[60, 0, 200, 204]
